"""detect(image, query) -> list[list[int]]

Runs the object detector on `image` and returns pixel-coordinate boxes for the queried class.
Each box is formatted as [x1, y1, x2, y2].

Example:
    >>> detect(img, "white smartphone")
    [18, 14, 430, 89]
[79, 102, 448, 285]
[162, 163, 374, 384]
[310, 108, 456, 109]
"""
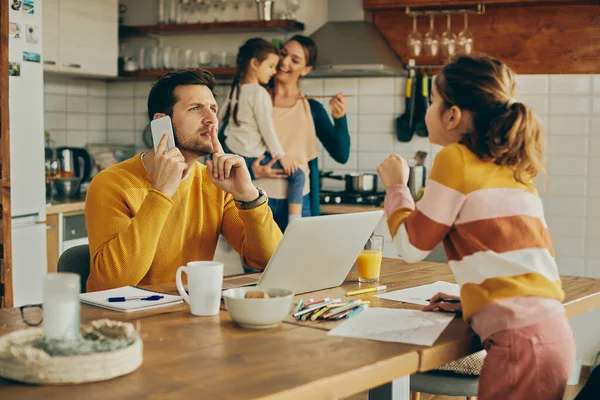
[150, 115, 176, 153]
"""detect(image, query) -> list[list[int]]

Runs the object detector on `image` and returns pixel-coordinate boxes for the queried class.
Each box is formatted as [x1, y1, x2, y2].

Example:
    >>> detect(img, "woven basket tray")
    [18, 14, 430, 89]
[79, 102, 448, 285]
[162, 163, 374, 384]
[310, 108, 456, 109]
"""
[0, 320, 143, 385]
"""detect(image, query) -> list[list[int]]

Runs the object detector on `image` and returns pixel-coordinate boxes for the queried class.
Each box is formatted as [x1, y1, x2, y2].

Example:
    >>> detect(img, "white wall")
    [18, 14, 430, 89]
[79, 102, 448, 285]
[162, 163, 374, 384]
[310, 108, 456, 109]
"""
[44, 75, 108, 147]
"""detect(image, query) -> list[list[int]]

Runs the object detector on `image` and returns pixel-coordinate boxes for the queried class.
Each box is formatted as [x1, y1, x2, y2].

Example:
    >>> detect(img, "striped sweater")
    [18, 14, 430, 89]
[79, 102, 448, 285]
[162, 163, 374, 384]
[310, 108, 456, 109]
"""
[385, 143, 564, 325]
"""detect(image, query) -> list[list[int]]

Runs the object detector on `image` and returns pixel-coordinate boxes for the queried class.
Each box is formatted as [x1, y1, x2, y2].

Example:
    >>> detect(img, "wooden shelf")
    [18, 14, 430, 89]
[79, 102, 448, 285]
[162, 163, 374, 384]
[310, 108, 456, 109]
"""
[119, 19, 305, 38]
[363, 0, 597, 10]
[119, 67, 237, 79]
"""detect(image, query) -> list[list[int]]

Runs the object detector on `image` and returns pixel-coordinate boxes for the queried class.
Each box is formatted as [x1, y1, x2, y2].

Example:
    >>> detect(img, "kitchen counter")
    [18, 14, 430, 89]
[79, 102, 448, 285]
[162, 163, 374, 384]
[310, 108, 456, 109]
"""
[320, 204, 383, 215]
[46, 194, 86, 215]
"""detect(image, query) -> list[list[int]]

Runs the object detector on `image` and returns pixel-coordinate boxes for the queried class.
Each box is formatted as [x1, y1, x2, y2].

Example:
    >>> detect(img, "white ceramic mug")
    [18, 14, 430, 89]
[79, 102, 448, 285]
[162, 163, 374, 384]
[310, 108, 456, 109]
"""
[176, 261, 224, 316]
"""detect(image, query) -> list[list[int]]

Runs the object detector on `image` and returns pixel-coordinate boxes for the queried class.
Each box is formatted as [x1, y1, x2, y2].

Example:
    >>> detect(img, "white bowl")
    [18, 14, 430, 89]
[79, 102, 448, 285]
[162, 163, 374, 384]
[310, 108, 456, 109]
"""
[222, 287, 294, 329]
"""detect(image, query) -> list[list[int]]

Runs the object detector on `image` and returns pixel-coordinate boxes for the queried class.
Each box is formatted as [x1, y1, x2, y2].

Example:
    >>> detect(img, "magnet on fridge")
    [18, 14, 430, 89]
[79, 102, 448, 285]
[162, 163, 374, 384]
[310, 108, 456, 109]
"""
[9, 62, 21, 77]
[11, 0, 22, 11]
[22, 0, 34, 15]
[23, 51, 40, 63]
[9, 23, 21, 39]
[25, 25, 38, 44]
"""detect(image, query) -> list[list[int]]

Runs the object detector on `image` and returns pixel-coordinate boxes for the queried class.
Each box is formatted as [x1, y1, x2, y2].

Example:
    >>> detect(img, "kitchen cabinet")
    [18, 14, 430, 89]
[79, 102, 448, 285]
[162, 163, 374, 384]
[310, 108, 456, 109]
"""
[363, 0, 595, 9]
[43, 0, 118, 77]
[42, 0, 59, 72]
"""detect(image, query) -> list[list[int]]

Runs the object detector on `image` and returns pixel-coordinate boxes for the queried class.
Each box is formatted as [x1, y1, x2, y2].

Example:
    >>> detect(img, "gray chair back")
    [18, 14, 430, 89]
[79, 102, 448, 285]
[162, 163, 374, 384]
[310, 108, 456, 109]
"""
[57, 244, 91, 293]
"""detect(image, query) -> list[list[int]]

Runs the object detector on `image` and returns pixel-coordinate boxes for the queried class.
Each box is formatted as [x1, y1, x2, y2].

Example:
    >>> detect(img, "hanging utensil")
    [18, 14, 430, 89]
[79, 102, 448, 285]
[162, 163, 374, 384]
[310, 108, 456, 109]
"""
[415, 74, 430, 137]
[396, 72, 417, 142]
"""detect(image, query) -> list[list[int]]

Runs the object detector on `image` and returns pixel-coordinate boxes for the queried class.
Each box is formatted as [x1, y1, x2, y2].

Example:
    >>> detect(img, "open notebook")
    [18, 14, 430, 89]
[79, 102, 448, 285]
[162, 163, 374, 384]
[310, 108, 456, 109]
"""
[80, 286, 183, 312]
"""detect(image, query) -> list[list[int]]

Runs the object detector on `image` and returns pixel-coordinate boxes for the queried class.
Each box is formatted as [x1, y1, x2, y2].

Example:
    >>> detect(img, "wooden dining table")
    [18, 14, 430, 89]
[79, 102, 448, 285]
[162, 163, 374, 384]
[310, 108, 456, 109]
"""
[1, 259, 599, 400]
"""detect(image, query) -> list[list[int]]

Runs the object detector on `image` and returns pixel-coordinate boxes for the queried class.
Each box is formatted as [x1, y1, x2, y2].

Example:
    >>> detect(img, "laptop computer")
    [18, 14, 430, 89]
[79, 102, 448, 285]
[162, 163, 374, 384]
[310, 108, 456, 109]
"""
[223, 210, 384, 294]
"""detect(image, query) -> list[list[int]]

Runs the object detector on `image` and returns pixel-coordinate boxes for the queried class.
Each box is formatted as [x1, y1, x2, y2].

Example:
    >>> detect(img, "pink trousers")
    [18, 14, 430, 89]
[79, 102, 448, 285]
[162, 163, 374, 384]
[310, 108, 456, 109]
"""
[478, 313, 576, 400]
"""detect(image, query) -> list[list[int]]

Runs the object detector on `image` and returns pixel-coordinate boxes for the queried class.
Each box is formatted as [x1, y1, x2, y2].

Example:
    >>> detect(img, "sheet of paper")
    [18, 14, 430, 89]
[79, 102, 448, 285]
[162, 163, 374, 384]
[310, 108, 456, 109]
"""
[374, 281, 460, 306]
[327, 308, 454, 346]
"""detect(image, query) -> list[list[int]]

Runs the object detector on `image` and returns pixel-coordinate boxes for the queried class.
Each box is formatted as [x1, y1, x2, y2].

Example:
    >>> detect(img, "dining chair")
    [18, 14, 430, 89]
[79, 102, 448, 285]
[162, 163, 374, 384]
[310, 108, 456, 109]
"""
[410, 370, 478, 400]
[57, 244, 91, 293]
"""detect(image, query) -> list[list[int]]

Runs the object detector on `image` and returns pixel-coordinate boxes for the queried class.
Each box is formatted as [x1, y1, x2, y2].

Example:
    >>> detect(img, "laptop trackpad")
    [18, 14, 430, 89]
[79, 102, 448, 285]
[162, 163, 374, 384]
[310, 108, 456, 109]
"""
[222, 274, 261, 290]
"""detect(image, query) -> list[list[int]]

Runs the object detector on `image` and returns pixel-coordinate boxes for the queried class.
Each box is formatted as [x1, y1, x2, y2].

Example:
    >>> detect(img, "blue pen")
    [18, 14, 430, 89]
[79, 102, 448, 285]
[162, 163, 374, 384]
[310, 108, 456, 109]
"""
[345, 304, 368, 319]
[108, 295, 164, 302]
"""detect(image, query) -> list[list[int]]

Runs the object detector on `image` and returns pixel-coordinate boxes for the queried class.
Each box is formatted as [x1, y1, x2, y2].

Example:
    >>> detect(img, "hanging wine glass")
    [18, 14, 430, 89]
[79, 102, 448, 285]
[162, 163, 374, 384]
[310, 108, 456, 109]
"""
[423, 15, 440, 56]
[441, 14, 458, 57]
[458, 13, 474, 54]
[406, 15, 423, 57]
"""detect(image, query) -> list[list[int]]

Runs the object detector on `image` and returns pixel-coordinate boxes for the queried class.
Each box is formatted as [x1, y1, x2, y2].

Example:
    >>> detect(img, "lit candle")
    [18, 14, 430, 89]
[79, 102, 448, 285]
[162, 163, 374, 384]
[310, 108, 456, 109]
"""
[43, 273, 81, 341]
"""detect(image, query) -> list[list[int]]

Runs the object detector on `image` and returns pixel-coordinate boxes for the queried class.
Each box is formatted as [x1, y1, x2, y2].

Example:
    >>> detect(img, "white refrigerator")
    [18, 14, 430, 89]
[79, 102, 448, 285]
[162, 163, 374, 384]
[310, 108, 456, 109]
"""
[8, 1, 48, 307]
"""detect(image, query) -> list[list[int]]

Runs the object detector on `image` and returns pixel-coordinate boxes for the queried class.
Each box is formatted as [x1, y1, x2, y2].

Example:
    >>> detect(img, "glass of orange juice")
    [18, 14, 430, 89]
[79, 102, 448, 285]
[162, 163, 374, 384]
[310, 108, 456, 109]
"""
[357, 235, 384, 283]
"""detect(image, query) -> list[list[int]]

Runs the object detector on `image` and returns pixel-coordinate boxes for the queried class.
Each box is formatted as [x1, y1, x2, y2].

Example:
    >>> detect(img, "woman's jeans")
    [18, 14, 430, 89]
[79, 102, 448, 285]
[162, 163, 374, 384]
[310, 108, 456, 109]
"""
[242, 194, 311, 274]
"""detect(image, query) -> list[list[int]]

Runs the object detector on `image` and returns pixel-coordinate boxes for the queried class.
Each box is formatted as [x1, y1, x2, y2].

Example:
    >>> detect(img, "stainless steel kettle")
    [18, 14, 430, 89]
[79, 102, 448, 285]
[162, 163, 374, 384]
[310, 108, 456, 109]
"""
[408, 151, 427, 200]
[56, 147, 93, 182]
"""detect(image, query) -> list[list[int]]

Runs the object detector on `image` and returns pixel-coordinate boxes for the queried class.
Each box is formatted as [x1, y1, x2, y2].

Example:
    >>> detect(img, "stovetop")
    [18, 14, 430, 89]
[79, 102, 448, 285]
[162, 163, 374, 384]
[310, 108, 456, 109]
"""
[320, 190, 385, 206]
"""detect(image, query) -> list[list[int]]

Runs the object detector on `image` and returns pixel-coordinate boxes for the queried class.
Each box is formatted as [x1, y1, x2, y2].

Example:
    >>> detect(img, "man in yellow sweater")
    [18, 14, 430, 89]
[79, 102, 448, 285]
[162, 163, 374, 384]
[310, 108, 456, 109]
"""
[85, 70, 282, 292]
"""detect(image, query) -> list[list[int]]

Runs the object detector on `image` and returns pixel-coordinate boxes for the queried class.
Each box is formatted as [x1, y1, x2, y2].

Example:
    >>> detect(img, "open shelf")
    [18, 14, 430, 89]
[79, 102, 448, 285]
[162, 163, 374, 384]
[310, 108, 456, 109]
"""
[119, 67, 237, 79]
[119, 19, 305, 38]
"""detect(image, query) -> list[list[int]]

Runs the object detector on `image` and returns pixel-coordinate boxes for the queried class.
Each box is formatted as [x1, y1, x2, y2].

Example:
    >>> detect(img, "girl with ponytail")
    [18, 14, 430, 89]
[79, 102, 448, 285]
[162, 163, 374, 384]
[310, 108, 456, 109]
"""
[378, 54, 574, 399]
[222, 38, 305, 224]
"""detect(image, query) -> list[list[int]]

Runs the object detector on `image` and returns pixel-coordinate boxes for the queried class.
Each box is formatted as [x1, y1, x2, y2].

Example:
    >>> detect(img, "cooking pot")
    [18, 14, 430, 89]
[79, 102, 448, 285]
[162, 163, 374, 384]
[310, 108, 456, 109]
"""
[320, 171, 378, 193]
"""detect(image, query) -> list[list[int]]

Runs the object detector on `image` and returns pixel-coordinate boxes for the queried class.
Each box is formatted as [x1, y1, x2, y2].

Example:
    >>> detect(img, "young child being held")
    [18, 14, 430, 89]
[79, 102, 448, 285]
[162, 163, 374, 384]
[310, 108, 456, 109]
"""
[222, 38, 305, 224]
[377, 55, 574, 400]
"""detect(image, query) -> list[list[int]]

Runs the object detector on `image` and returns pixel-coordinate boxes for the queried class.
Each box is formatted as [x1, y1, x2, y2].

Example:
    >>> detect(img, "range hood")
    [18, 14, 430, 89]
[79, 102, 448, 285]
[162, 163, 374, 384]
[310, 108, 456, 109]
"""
[308, 0, 405, 77]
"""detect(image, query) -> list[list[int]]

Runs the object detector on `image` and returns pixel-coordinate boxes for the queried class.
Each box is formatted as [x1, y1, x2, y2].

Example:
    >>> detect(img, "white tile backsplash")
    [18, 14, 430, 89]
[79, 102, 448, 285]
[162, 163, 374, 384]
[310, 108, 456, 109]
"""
[44, 94, 67, 112]
[556, 257, 585, 277]
[544, 196, 586, 217]
[554, 237, 586, 257]
[134, 98, 148, 114]
[358, 133, 394, 152]
[592, 117, 600, 134]
[108, 130, 136, 145]
[358, 114, 395, 133]
[593, 97, 600, 114]
[108, 115, 135, 131]
[515, 75, 549, 94]
[358, 152, 389, 170]
[299, 79, 323, 95]
[66, 132, 88, 147]
[588, 158, 600, 177]
[67, 96, 88, 113]
[44, 112, 66, 130]
[586, 259, 600, 279]
[588, 178, 600, 197]
[88, 81, 107, 97]
[88, 97, 107, 114]
[547, 156, 588, 176]
[134, 81, 153, 98]
[66, 80, 88, 96]
[547, 176, 587, 196]
[108, 82, 135, 97]
[594, 77, 600, 93]
[323, 151, 358, 171]
[67, 114, 88, 130]
[323, 78, 359, 95]
[550, 96, 591, 115]
[546, 217, 586, 237]
[518, 95, 549, 115]
[108, 98, 135, 114]
[359, 78, 396, 95]
[550, 75, 592, 94]
[548, 136, 588, 157]
[87, 115, 107, 131]
[548, 116, 589, 136]
[358, 96, 395, 114]
[44, 73, 600, 282]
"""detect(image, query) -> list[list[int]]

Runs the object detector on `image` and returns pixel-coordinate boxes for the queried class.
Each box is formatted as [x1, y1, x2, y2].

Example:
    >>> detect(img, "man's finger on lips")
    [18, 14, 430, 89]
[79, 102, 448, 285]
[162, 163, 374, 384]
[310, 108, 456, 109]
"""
[210, 129, 224, 154]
